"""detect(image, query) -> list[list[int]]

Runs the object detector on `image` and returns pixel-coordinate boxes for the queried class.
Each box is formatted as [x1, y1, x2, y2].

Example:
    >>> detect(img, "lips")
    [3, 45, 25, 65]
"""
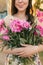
[19, 6, 23, 8]
[17, 3, 24, 7]
[18, 5, 23, 8]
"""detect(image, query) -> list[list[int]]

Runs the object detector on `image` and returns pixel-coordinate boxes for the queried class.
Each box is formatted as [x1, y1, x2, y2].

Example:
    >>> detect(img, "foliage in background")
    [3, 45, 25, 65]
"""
[34, 0, 43, 11]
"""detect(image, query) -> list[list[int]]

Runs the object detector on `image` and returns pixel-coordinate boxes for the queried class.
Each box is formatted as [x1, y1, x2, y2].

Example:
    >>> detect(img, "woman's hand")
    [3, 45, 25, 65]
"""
[13, 44, 38, 57]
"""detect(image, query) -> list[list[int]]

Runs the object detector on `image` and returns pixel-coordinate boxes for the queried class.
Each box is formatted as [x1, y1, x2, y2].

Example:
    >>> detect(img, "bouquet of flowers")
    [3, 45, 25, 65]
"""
[0, 18, 43, 65]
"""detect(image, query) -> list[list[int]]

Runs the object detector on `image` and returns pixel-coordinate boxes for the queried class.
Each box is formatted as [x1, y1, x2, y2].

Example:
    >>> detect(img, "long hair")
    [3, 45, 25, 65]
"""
[11, 0, 34, 24]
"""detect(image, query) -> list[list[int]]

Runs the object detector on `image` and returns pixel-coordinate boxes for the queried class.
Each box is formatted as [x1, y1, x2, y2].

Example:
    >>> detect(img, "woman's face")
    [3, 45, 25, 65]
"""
[15, 0, 29, 12]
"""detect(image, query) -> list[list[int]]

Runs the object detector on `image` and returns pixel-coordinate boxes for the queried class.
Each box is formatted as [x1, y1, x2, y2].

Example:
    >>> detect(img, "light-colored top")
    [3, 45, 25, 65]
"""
[4, 15, 14, 27]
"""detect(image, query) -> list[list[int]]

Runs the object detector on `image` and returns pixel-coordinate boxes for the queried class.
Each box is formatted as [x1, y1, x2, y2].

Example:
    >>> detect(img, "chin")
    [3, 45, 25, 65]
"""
[18, 8, 26, 12]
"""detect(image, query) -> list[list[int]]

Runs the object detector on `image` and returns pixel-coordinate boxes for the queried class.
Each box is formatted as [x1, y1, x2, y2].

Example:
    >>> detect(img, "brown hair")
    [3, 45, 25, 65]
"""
[11, 0, 34, 24]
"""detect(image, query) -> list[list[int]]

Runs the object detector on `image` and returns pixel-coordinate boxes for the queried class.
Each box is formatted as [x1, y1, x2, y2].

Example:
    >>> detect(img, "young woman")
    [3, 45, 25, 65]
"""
[2, 0, 43, 65]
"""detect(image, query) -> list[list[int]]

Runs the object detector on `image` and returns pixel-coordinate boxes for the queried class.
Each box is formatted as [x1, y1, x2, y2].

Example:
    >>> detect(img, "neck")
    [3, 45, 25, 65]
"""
[15, 10, 27, 20]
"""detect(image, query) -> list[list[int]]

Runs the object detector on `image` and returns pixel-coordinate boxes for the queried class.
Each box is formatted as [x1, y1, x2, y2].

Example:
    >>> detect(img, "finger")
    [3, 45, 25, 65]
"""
[17, 53, 34, 58]
[13, 48, 24, 53]
[16, 51, 26, 57]
[20, 43, 29, 47]
[18, 51, 34, 58]
[17, 51, 24, 55]
[17, 52, 28, 58]
[19, 54, 33, 58]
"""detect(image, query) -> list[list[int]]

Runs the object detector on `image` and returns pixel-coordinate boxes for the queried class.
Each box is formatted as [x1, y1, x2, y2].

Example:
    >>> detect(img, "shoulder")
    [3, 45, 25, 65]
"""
[4, 15, 14, 27]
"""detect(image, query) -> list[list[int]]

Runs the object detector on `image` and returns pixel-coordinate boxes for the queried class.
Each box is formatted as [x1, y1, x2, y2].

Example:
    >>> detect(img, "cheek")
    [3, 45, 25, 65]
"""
[24, 1, 29, 8]
[24, 0, 29, 7]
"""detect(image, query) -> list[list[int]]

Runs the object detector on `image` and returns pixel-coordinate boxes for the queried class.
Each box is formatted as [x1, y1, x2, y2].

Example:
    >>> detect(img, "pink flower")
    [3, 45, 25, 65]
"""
[0, 26, 8, 35]
[22, 21, 31, 29]
[10, 19, 22, 32]
[36, 9, 43, 22]
[10, 19, 31, 32]
[0, 19, 4, 26]
[36, 9, 43, 17]
[16, 19, 31, 29]
[38, 17, 43, 22]
[36, 25, 43, 36]
[36, 9, 41, 17]
[2, 35, 10, 41]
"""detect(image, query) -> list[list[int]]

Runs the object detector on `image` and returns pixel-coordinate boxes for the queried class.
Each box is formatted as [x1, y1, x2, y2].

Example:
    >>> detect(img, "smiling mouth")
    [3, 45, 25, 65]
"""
[18, 5, 23, 8]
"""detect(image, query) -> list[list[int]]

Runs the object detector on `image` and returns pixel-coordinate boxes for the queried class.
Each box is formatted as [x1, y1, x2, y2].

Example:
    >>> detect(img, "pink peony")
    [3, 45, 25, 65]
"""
[10, 19, 23, 32]
[36, 9, 43, 17]
[22, 21, 30, 29]
[2, 35, 10, 41]
[36, 9, 43, 22]
[0, 19, 4, 26]
[36, 25, 43, 36]
[38, 17, 43, 22]
[36, 9, 41, 17]
[10, 19, 31, 32]
[17, 20, 31, 29]
[0, 26, 8, 35]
